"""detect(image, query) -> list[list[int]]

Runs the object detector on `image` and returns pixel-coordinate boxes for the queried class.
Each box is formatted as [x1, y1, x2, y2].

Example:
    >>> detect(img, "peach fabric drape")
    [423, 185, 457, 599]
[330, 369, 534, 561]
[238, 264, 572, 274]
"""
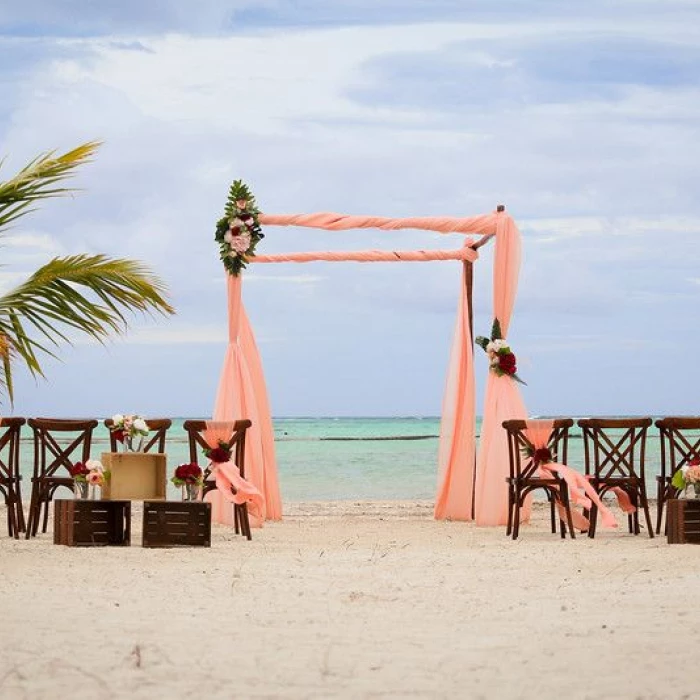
[211, 275, 282, 525]
[475, 214, 528, 526]
[434, 256, 477, 520]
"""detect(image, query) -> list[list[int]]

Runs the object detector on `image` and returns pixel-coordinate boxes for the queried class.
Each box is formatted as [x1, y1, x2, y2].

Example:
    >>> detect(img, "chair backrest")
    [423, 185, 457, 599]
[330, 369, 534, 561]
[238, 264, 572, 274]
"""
[0, 417, 25, 485]
[578, 417, 652, 481]
[27, 418, 99, 479]
[655, 417, 700, 483]
[104, 418, 172, 452]
[502, 418, 573, 480]
[182, 419, 251, 480]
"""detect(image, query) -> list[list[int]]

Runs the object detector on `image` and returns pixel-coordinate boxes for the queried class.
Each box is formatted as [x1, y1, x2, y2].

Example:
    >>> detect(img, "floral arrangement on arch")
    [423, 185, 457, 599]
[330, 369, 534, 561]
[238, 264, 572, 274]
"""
[109, 413, 149, 451]
[672, 457, 700, 496]
[475, 319, 526, 384]
[215, 180, 265, 276]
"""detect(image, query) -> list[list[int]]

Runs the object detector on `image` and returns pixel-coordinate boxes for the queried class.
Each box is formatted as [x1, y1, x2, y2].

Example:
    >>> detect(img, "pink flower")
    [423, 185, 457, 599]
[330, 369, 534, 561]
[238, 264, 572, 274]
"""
[87, 470, 104, 486]
[229, 231, 251, 254]
[235, 199, 247, 209]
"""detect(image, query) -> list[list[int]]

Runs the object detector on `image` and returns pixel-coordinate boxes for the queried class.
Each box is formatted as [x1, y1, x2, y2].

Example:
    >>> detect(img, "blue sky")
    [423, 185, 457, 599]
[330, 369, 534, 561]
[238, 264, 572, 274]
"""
[1, 1, 699, 418]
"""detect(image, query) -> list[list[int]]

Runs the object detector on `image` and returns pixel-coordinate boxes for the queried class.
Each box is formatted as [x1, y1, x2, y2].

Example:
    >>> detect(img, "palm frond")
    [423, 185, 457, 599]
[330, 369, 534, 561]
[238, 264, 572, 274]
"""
[0, 255, 175, 401]
[0, 141, 101, 232]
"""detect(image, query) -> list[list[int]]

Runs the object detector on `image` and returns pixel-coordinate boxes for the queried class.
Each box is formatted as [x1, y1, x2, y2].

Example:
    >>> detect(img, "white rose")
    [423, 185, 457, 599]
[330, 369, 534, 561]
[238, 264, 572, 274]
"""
[492, 339, 508, 351]
[132, 418, 149, 435]
[228, 217, 244, 228]
[486, 342, 496, 353]
[224, 231, 234, 244]
[112, 413, 124, 425]
[86, 459, 103, 472]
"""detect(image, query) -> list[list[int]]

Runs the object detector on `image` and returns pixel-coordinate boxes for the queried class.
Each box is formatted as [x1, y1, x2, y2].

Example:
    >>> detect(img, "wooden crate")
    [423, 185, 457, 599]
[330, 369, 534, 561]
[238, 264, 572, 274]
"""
[54, 499, 131, 547]
[667, 499, 700, 544]
[142, 501, 211, 548]
[101, 452, 167, 501]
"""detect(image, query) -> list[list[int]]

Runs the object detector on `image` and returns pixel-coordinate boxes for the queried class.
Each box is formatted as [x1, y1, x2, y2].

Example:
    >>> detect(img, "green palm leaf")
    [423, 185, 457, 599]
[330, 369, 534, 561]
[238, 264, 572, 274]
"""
[0, 141, 175, 403]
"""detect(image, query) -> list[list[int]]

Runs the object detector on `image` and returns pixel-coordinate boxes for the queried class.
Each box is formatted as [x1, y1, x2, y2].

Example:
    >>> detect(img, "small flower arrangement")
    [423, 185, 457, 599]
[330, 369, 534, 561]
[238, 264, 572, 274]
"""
[475, 318, 526, 384]
[109, 413, 149, 451]
[205, 441, 232, 464]
[214, 180, 265, 277]
[171, 463, 204, 488]
[671, 457, 700, 496]
[69, 459, 106, 483]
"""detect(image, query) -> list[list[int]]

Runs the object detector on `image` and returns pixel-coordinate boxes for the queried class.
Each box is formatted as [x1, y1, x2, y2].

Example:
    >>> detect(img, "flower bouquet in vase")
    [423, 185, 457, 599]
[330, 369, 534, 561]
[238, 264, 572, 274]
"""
[69, 459, 107, 499]
[109, 413, 149, 452]
[672, 458, 700, 499]
[171, 463, 204, 502]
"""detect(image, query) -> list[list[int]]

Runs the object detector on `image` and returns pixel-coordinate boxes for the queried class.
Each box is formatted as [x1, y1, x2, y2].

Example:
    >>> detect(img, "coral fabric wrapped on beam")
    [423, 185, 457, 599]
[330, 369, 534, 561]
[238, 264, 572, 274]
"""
[249, 247, 478, 264]
[258, 211, 499, 234]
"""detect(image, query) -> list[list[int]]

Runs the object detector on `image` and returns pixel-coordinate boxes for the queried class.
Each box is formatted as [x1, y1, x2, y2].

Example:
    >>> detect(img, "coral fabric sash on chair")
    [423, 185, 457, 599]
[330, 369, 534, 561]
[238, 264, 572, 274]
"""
[202, 421, 264, 527]
[523, 419, 631, 531]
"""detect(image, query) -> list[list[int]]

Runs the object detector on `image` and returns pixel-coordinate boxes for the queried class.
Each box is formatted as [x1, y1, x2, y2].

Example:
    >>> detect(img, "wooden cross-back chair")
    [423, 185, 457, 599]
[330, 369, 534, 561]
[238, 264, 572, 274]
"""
[104, 418, 172, 453]
[182, 419, 253, 540]
[0, 417, 26, 538]
[578, 417, 654, 538]
[503, 418, 575, 540]
[655, 417, 700, 535]
[25, 418, 99, 538]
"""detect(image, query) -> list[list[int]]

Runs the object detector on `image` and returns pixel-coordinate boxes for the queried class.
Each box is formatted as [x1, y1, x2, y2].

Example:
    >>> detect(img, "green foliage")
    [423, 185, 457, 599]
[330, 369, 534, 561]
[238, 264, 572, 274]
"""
[490, 318, 502, 341]
[474, 335, 490, 351]
[672, 470, 686, 492]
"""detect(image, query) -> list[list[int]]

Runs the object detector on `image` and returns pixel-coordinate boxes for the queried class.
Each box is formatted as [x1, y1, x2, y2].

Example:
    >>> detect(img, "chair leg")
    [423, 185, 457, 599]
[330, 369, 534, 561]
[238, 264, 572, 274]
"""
[506, 486, 514, 537]
[41, 493, 51, 534]
[656, 482, 664, 535]
[639, 488, 654, 539]
[549, 493, 557, 534]
[588, 503, 598, 539]
[561, 482, 576, 540]
[15, 479, 26, 534]
[25, 483, 39, 539]
[236, 503, 252, 541]
[512, 496, 521, 540]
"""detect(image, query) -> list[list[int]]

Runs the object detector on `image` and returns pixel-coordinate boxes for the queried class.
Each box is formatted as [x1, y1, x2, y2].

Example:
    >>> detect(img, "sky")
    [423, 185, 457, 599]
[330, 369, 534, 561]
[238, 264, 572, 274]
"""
[1, 0, 699, 418]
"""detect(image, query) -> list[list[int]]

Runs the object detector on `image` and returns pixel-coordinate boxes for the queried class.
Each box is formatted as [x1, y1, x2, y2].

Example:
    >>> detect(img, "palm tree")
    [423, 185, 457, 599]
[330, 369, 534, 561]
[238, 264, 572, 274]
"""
[0, 141, 174, 402]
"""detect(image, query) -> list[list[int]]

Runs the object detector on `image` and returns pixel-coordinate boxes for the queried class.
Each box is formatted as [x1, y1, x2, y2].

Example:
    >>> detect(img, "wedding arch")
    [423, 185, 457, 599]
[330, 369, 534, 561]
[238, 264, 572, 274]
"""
[210, 182, 527, 527]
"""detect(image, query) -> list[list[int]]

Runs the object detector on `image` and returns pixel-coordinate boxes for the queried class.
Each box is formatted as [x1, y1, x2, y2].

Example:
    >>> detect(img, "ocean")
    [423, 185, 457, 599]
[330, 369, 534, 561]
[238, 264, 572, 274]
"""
[16, 416, 670, 502]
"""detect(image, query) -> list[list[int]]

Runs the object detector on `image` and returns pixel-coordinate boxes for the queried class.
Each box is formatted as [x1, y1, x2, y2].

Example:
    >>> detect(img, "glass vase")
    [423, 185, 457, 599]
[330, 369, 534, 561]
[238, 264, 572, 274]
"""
[74, 481, 89, 499]
[181, 483, 201, 502]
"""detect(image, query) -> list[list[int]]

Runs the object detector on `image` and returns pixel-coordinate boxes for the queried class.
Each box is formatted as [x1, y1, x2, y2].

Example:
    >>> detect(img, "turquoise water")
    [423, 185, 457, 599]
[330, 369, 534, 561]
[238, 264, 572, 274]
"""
[17, 417, 669, 502]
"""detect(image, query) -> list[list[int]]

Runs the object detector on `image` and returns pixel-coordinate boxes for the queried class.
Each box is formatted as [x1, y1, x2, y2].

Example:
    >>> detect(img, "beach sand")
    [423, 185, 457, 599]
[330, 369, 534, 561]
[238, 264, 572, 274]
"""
[0, 499, 698, 700]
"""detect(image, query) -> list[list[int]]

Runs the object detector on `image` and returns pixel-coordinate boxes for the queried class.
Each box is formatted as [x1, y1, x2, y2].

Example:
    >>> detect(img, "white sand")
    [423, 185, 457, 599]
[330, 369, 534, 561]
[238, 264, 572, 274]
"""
[0, 500, 698, 700]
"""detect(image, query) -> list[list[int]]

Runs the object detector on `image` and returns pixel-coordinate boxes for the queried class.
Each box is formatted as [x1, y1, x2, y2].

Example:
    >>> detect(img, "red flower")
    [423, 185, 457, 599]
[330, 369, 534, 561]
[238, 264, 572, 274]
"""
[174, 463, 202, 483]
[69, 462, 90, 477]
[498, 352, 517, 375]
[207, 446, 232, 463]
[533, 447, 553, 465]
[111, 428, 125, 443]
[689, 457, 700, 467]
